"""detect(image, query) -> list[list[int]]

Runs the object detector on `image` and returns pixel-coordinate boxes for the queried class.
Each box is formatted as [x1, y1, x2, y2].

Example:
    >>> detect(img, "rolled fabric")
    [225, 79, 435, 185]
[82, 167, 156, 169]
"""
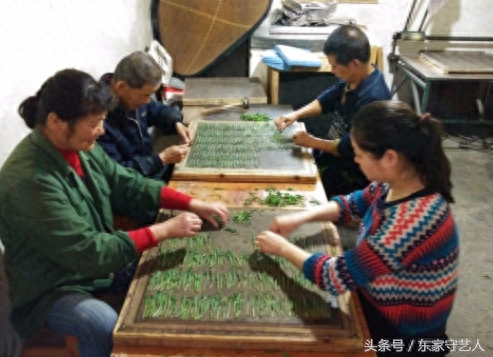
[275, 45, 322, 68]
[261, 49, 291, 71]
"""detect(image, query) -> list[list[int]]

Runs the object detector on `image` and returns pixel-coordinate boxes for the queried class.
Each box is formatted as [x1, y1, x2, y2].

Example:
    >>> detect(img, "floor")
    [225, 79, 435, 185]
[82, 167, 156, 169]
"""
[338, 137, 493, 357]
[441, 138, 493, 356]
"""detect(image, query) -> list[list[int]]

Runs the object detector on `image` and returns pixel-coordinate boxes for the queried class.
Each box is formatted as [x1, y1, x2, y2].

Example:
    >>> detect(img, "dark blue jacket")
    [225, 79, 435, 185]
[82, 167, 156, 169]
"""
[316, 67, 391, 159]
[97, 74, 183, 177]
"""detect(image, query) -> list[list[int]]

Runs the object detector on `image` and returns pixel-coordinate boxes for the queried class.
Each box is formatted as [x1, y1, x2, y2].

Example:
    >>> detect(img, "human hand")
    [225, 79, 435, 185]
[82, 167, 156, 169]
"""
[274, 114, 297, 131]
[292, 131, 314, 148]
[159, 144, 189, 164]
[150, 212, 203, 242]
[175, 122, 194, 144]
[188, 199, 229, 228]
[269, 213, 303, 237]
[255, 230, 290, 256]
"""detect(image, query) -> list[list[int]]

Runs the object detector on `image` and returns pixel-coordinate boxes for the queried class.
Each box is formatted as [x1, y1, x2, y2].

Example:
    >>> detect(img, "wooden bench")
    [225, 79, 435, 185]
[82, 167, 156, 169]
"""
[21, 329, 79, 357]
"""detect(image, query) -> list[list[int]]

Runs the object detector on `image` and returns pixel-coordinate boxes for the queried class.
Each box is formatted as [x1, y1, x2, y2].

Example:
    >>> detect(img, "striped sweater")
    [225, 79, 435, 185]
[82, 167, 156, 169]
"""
[302, 182, 459, 336]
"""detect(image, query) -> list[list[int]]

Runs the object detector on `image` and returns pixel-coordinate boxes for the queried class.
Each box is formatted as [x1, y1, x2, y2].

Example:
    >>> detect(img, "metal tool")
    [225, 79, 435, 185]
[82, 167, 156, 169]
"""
[201, 97, 250, 116]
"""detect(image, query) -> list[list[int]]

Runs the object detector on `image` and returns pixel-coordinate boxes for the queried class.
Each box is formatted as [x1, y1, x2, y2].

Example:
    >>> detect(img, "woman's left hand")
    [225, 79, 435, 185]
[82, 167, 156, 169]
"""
[188, 199, 229, 228]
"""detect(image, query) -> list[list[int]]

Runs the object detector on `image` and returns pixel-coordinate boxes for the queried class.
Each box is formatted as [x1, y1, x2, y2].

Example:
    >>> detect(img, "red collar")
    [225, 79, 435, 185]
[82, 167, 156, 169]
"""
[57, 149, 84, 177]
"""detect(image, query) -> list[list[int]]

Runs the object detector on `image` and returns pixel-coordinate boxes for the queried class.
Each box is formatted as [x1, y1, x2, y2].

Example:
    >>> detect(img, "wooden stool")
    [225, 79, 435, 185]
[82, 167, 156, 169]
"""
[21, 329, 79, 357]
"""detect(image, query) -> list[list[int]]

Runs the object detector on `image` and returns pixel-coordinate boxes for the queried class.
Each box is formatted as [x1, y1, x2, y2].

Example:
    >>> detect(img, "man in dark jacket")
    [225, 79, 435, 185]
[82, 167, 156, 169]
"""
[97, 51, 193, 225]
[274, 25, 391, 198]
[97, 51, 192, 184]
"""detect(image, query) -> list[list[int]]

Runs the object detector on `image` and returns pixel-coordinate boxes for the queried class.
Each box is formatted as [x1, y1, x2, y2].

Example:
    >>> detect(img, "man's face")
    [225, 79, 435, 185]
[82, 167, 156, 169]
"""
[327, 54, 355, 83]
[117, 82, 160, 110]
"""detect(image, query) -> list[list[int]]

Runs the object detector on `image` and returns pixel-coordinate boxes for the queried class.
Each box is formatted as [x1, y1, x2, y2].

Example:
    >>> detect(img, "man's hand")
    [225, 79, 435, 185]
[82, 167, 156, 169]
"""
[188, 199, 229, 229]
[159, 144, 189, 164]
[150, 212, 203, 242]
[175, 122, 194, 144]
[292, 131, 315, 148]
[274, 114, 297, 131]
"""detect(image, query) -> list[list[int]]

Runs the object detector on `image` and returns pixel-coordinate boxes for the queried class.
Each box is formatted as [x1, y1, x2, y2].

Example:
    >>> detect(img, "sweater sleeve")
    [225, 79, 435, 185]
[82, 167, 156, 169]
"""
[128, 227, 158, 254]
[302, 192, 455, 296]
[331, 182, 382, 224]
[160, 186, 193, 211]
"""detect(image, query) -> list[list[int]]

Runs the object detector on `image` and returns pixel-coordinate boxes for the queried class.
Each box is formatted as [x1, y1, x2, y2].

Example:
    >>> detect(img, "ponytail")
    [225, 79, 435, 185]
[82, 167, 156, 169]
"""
[18, 96, 39, 129]
[415, 115, 454, 203]
[351, 101, 454, 203]
[18, 79, 51, 129]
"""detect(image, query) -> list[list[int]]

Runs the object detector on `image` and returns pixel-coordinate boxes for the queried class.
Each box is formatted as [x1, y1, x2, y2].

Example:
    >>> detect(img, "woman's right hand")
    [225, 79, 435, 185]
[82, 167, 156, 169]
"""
[269, 213, 303, 237]
[150, 212, 203, 242]
[255, 230, 289, 256]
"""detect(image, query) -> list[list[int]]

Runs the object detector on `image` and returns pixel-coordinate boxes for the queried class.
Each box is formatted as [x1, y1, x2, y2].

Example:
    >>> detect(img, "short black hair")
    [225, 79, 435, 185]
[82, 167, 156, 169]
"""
[323, 25, 370, 65]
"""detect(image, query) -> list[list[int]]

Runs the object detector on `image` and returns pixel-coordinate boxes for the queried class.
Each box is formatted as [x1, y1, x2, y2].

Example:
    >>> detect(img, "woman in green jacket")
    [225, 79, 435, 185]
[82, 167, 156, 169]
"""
[0, 69, 229, 357]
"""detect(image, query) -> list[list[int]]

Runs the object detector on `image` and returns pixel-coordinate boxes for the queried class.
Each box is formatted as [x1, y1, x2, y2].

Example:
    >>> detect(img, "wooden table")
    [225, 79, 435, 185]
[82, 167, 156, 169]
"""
[181, 104, 292, 125]
[167, 180, 326, 208]
[111, 179, 375, 357]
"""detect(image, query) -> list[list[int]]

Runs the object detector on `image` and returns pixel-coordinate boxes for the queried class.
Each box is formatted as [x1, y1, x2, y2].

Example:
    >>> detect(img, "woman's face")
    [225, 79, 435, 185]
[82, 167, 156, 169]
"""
[63, 113, 106, 151]
[351, 137, 386, 182]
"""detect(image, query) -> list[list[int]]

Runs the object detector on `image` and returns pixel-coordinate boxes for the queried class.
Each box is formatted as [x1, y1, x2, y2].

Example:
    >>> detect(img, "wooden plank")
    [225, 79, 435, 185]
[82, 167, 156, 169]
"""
[420, 51, 493, 74]
[172, 121, 318, 184]
[183, 77, 268, 106]
[113, 208, 365, 353]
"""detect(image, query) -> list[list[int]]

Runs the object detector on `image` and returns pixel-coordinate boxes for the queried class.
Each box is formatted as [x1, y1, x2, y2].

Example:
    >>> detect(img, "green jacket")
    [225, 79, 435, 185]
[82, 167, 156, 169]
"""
[0, 129, 164, 338]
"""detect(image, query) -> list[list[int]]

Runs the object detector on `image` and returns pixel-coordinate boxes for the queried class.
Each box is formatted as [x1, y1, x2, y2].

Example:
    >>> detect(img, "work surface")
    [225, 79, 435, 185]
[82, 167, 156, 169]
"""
[113, 208, 354, 352]
[112, 182, 374, 357]
[172, 121, 317, 184]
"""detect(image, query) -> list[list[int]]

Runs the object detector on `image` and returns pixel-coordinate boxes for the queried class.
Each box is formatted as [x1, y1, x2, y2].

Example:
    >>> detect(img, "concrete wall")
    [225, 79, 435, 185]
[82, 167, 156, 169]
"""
[0, 0, 153, 168]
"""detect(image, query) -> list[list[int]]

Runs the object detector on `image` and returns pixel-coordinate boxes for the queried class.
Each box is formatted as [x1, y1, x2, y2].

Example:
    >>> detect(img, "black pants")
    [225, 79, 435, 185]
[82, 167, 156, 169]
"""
[358, 291, 450, 357]
[313, 150, 369, 199]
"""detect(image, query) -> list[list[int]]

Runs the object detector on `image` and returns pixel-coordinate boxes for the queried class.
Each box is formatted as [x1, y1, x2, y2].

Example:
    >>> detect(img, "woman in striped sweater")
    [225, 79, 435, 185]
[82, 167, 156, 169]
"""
[255, 100, 457, 356]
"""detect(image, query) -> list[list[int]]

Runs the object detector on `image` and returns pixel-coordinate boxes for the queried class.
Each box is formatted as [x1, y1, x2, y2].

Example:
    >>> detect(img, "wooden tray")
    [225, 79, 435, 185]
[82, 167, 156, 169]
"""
[172, 121, 318, 183]
[113, 208, 366, 353]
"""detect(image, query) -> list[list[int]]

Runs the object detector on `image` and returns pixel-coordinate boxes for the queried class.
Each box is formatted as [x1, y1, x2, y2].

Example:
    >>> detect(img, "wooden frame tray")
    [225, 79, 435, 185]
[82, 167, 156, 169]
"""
[173, 121, 318, 183]
[114, 208, 367, 353]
